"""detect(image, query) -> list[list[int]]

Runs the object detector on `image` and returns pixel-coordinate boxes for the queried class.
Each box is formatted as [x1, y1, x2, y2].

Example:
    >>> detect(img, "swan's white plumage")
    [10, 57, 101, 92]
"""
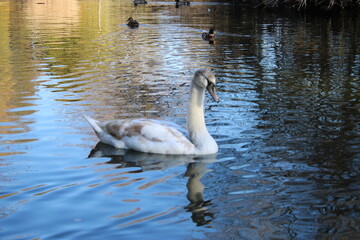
[84, 68, 219, 155]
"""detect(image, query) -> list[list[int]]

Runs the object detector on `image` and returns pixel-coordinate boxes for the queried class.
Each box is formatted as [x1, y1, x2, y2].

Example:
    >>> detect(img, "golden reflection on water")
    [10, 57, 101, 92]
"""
[0, 0, 202, 127]
[0, 2, 38, 123]
[26, 0, 80, 29]
[0, 0, 136, 149]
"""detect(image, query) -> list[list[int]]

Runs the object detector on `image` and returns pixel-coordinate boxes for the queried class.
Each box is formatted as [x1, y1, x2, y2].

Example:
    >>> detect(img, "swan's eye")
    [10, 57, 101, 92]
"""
[202, 73, 216, 88]
[206, 79, 215, 88]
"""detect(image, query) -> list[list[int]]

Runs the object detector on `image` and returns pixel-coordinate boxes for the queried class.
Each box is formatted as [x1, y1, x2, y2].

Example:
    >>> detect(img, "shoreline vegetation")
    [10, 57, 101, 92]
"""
[224, 0, 360, 11]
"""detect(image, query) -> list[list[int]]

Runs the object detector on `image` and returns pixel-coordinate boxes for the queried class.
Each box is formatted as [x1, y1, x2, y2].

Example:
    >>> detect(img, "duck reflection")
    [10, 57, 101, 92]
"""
[88, 142, 215, 226]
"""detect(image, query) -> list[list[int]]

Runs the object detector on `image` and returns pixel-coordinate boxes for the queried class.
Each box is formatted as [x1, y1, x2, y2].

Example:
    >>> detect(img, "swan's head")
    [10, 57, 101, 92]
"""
[193, 68, 220, 102]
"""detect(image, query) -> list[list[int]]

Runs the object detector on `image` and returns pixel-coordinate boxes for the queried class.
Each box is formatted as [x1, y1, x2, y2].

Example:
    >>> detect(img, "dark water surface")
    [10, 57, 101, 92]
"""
[1, 0, 359, 239]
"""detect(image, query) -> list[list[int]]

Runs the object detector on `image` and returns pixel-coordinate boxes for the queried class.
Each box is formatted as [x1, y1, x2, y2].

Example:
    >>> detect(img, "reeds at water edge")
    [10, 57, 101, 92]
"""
[227, 0, 360, 10]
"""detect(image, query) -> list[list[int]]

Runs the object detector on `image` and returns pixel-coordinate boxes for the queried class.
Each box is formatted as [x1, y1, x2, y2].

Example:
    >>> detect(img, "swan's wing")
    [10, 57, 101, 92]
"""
[101, 119, 195, 154]
[146, 119, 189, 139]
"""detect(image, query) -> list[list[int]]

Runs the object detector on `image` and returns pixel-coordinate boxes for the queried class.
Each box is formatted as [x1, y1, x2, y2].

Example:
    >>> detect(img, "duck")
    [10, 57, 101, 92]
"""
[127, 17, 139, 28]
[133, 0, 147, 4]
[84, 68, 220, 155]
[133, 0, 147, 5]
[175, 0, 190, 6]
[202, 29, 216, 41]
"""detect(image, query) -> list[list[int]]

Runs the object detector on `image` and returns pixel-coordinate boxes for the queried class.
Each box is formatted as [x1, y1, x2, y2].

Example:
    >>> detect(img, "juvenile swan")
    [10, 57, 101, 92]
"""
[84, 68, 219, 155]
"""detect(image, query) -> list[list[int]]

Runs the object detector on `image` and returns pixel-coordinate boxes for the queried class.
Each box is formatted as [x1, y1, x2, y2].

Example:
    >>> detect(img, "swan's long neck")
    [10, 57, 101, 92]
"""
[187, 82, 217, 154]
[187, 83, 207, 134]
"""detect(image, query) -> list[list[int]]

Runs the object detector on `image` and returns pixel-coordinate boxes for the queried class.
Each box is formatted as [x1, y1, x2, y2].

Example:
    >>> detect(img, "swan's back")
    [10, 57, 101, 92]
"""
[85, 116, 197, 155]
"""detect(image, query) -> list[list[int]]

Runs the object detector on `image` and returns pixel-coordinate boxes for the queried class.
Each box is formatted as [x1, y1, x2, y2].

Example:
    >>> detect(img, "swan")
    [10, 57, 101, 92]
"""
[84, 68, 219, 155]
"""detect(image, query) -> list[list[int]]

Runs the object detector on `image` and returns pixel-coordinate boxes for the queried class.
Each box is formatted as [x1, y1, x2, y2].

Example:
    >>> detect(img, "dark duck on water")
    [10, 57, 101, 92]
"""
[127, 17, 139, 28]
[202, 29, 216, 41]
[175, 0, 190, 6]
[133, 0, 147, 5]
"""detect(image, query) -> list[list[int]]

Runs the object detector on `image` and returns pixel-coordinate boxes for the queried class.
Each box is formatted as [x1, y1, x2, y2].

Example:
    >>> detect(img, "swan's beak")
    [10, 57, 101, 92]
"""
[207, 84, 220, 103]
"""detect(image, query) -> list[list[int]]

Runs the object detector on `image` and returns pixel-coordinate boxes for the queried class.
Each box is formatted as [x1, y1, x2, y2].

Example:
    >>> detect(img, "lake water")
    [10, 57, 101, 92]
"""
[1, 0, 359, 239]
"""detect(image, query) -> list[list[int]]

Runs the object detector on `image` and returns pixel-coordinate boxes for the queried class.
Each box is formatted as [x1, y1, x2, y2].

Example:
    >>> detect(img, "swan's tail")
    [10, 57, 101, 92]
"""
[83, 114, 103, 134]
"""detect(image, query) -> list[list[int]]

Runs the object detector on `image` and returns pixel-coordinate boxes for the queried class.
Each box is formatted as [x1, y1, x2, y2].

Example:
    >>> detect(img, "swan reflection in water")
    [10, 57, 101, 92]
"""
[88, 142, 216, 226]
